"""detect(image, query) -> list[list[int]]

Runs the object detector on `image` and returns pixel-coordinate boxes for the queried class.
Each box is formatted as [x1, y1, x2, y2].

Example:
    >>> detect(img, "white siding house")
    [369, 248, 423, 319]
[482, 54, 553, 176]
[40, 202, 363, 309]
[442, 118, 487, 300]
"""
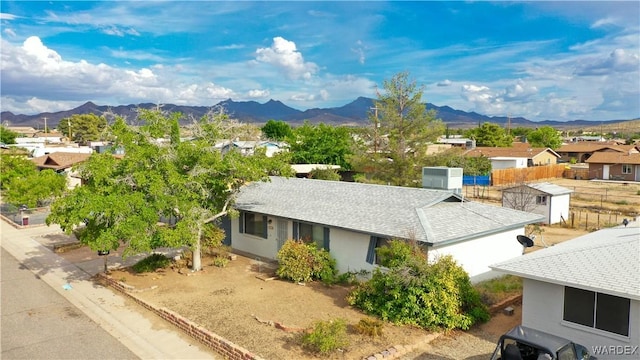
[231, 177, 543, 282]
[491, 222, 640, 359]
[502, 182, 572, 225]
[490, 157, 528, 170]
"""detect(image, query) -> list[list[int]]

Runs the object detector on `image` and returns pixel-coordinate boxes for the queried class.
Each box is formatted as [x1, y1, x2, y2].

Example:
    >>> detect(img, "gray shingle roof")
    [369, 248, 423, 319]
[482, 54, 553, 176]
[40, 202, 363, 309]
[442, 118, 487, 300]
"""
[235, 177, 544, 245]
[491, 222, 640, 300]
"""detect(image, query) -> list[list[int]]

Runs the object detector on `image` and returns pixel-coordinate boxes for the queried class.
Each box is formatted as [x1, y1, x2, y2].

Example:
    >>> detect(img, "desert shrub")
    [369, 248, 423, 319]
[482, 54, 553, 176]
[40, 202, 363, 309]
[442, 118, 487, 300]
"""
[301, 318, 349, 354]
[376, 239, 425, 268]
[309, 168, 341, 181]
[211, 256, 229, 268]
[355, 318, 384, 337]
[276, 240, 337, 283]
[132, 253, 170, 273]
[347, 241, 489, 331]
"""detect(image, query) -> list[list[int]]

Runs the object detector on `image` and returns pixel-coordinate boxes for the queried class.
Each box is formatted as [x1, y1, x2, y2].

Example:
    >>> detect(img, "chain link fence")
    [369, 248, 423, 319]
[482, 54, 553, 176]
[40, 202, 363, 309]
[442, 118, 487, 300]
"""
[0, 203, 51, 226]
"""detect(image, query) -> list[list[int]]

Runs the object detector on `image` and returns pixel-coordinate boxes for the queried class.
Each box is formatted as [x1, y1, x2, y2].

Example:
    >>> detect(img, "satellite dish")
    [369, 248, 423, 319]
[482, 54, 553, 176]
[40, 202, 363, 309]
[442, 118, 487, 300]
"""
[517, 235, 534, 248]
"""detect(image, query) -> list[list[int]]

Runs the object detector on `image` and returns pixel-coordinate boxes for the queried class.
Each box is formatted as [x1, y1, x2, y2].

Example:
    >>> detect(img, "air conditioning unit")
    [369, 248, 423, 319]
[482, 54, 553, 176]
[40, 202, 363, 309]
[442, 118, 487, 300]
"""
[422, 167, 463, 192]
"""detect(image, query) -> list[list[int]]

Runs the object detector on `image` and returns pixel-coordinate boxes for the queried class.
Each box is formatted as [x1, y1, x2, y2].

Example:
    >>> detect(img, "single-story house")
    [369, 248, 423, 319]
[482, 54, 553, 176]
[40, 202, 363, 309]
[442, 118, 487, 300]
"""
[491, 221, 640, 359]
[230, 177, 544, 282]
[502, 182, 572, 225]
[290, 164, 341, 178]
[555, 143, 636, 163]
[31, 152, 92, 188]
[585, 151, 640, 181]
[464, 145, 560, 167]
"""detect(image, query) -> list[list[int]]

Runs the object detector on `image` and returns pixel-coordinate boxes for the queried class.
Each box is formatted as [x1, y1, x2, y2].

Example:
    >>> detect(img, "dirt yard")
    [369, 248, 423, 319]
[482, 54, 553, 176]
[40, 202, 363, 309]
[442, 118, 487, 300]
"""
[57, 178, 636, 359]
[107, 254, 431, 360]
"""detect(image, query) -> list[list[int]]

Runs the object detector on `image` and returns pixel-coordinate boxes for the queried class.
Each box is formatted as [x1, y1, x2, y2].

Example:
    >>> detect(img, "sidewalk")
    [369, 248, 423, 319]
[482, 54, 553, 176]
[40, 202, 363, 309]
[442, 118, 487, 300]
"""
[0, 221, 215, 360]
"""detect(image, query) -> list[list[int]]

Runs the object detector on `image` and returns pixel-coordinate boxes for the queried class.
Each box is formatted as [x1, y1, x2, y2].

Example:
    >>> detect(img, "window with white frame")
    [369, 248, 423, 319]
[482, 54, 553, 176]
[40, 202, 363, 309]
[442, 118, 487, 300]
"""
[535, 195, 547, 205]
[622, 164, 632, 174]
[563, 286, 630, 336]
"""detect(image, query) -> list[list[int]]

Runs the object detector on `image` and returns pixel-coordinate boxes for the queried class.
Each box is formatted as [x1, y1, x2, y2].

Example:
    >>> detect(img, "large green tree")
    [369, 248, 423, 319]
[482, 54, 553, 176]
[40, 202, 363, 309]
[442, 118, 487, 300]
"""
[0, 125, 18, 144]
[57, 113, 108, 144]
[465, 122, 513, 147]
[527, 126, 562, 149]
[355, 72, 444, 186]
[47, 109, 293, 271]
[0, 154, 37, 189]
[261, 119, 293, 141]
[289, 122, 354, 169]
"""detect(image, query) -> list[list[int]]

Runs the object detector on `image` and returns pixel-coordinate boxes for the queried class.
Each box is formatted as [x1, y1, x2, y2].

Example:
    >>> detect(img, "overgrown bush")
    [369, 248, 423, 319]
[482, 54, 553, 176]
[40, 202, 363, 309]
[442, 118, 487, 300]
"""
[474, 275, 522, 306]
[347, 241, 489, 331]
[301, 318, 349, 354]
[276, 240, 337, 283]
[132, 253, 171, 273]
[355, 318, 384, 337]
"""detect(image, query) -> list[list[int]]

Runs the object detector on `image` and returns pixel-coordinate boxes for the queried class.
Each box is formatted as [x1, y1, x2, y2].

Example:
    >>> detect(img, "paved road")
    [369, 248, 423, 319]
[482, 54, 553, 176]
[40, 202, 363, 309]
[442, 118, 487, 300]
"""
[1, 247, 138, 360]
[0, 221, 214, 360]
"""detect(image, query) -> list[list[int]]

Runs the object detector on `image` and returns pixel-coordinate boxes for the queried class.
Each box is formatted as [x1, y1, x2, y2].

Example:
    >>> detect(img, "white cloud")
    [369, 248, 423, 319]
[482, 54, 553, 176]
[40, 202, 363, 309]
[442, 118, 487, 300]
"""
[436, 79, 452, 87]
[0, 13, 19, 20]
[247, 89, 270, 98]
[216, 44, 245, 50]
[101, 26, 140, 37]
[255, 37, 319, 80]
[351, 40, 366, 64]
[575, 48, 640, 75]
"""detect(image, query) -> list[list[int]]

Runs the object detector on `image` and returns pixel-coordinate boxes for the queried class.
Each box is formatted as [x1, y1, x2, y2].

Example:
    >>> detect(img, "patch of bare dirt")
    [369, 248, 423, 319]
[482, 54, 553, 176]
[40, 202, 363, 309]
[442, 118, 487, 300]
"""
[108, 255, 430, 360]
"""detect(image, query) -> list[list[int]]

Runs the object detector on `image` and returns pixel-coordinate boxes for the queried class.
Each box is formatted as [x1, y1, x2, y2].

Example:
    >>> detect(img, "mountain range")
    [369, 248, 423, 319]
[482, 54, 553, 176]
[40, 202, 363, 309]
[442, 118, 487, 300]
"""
[1, 97, 635, 130]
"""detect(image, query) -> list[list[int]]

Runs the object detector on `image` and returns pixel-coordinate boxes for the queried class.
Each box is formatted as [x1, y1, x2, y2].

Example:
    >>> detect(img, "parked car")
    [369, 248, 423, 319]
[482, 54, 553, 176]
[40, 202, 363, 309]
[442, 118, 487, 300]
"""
[490, 325, 596, 360]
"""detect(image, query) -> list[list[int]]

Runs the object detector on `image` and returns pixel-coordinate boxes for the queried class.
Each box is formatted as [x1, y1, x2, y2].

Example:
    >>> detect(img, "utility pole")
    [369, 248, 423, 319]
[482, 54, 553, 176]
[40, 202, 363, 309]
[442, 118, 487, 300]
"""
[42, 117, 47, 133]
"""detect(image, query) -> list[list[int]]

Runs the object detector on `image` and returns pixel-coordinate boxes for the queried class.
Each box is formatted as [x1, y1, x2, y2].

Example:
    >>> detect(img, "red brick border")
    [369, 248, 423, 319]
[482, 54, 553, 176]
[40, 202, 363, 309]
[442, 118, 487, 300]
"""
[97, 273, 265, 360]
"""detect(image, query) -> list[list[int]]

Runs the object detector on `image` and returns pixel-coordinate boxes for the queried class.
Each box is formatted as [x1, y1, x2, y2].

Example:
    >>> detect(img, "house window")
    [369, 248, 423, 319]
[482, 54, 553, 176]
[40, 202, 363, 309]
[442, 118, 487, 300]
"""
[622, 164, 632, 174]
[239, 212, 267, 239]
[365, 236, 390, 265]
[563, 286, 630, 336]
[535, 195, 547, 205]
[293, 222, 329, 250]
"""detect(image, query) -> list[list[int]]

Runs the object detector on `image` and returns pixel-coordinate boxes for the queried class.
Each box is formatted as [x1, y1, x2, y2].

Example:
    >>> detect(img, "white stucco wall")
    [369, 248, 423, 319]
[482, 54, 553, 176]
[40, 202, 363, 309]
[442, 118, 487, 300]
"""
[522, 279, 640, 359]
[429, 227, 524, 283]
[232, 215, 528, 283]
[491, 158, 528, 170]
[230, 215, 279, 260]
[549, 193, 570, 224]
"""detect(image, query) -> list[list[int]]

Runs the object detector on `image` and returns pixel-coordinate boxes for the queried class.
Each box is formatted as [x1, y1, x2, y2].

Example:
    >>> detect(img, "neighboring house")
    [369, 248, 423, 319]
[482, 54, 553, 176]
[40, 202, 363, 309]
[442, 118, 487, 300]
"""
[502, 182, 572, 225]
[585, 151, 640, 181]
[31, 152, 92, 188]
[437, 136, 476, 149]
[464, 145, 560, 168]
[491, 222, 640, 359]
[555, 143, 636, 163]
[5, 126, 37, 137]
[230, 176, 543, 282]
[290, 164, 341, 178]
[231, 140, 287, 157]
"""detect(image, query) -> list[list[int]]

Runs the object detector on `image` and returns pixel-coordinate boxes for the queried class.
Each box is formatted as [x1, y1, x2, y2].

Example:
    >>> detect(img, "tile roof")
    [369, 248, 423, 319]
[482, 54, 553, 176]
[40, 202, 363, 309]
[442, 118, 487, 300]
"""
[491, 222, 640, 300]
[464, 146, 558, 159]
[556, 143, 629, 153]
[31, 152, 92, 170]
[585, 151, 640, 165]
[235, 177, 543, 245]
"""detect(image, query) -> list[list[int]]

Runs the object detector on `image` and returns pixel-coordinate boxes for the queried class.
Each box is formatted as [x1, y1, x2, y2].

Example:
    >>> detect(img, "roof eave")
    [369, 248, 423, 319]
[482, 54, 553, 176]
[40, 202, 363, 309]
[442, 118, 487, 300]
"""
[431, 217, 543, 248]
[489, 266, 640, 301]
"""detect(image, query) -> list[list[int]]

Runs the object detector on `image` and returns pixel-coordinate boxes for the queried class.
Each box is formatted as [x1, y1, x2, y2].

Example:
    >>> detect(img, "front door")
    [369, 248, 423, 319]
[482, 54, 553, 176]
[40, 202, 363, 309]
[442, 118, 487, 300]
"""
[603, 164, 610, 180]
[276, 219, 288, 251]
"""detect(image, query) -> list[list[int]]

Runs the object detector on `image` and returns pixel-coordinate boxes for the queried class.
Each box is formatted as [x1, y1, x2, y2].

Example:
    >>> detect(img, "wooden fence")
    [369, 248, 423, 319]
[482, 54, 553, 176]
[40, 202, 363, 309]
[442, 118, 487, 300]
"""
[491, 164, 566, 186]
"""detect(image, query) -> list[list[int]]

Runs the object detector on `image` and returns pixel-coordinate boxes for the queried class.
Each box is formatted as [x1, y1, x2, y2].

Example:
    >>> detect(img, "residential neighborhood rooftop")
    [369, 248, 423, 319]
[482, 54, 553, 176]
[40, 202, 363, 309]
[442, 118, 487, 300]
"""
[491, 220, 640, 300]
[235, 177, 543, 245]
[585, 151, 640, 164]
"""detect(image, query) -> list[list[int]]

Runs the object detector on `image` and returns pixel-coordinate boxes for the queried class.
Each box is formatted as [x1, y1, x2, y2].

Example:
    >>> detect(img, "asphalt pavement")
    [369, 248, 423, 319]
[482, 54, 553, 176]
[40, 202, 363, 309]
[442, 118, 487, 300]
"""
[0, 220, 215, 360]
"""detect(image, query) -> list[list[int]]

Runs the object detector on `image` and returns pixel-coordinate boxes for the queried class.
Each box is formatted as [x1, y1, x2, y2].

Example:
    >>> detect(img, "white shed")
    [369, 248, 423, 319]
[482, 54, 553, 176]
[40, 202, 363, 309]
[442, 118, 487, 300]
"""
[490, 156, 528, 170]
[502, 182, 572, 225]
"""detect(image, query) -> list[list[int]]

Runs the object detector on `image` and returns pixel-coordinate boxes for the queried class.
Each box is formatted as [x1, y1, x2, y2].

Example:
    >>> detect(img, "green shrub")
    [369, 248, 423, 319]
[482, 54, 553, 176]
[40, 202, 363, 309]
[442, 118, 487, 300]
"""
[347, 241, 489, 331]
[276, 240, 337, 283]
[301, 318, 349, 354]
[132, 253, 170, 273]
[211, 256, 229, 268]
[355, 318, 384, 337]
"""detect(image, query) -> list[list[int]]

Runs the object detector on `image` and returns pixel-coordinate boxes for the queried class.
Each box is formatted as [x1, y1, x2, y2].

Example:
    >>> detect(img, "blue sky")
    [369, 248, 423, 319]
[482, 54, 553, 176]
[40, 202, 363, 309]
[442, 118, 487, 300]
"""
[1, 1, 639, 121]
